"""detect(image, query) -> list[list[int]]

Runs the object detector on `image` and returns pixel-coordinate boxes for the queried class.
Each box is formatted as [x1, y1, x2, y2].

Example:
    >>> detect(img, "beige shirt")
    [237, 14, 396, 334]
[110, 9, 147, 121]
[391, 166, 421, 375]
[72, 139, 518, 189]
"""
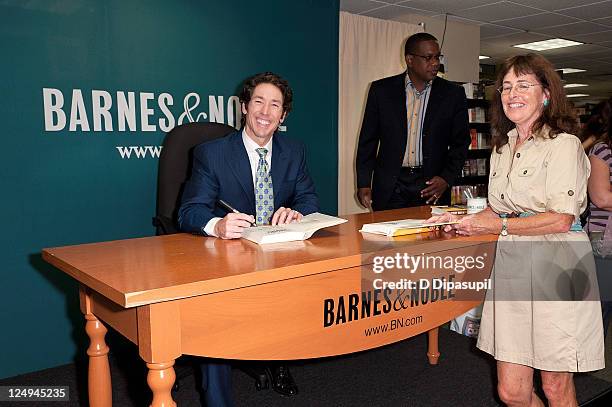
[402, 74, 431, 167]
[488, 127, 590, 222]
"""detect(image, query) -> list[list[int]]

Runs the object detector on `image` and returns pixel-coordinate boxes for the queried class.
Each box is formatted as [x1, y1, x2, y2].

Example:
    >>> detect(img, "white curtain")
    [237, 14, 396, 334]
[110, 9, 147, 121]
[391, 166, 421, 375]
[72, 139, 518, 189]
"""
[338, 12, 422, 215]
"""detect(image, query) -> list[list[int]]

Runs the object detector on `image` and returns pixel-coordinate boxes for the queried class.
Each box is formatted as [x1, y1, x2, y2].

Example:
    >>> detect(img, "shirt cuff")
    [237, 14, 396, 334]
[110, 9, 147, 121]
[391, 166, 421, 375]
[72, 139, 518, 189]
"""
[203, 217, 222, 237]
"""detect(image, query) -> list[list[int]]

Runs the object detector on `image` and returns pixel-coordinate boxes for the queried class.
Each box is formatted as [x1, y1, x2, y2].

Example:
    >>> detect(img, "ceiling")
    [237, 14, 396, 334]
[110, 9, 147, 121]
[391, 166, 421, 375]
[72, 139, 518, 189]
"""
[340, 0, 612, 103]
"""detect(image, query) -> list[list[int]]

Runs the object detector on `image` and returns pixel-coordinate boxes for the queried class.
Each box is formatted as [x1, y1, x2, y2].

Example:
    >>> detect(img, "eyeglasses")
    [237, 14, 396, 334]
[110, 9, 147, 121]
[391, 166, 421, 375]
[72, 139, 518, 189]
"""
[497, 82, 542, 95]
[409, 53, 443, 63]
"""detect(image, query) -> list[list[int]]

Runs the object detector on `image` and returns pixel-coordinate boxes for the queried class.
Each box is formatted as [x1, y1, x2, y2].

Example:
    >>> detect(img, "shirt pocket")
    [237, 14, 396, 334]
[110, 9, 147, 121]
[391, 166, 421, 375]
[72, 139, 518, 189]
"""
[513, 166, 537, 190]
[517, 166, 537, 178]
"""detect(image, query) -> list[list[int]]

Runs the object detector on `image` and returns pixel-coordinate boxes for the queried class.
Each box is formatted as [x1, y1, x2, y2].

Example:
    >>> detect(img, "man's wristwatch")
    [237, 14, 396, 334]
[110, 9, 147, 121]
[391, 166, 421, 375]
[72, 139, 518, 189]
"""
[500, 217, 508, 236]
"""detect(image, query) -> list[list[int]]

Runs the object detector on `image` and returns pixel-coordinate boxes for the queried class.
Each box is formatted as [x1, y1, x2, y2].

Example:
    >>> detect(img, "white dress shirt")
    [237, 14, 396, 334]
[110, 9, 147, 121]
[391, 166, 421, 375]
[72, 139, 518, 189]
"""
[203, 130, 273, 236]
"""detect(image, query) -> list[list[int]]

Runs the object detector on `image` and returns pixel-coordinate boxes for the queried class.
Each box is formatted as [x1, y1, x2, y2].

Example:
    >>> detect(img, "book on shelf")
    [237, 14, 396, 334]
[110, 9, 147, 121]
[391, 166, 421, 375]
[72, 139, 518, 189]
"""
[470, 129, 478, 149]
[241, 212, 347, 244]
[477, 133, 490, 149]
[469, 129, 490, 149]
[462, 83, 475, 99]
[468, 107, 487, 123]
[462, 159, 488, 177]
[462, 82, 486, 99]
[360, 219, 458, 237]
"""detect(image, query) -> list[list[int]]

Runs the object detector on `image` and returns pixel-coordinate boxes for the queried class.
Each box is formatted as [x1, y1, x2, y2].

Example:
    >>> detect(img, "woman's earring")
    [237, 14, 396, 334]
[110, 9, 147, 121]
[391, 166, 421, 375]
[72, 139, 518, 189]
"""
[543, 99, 549, 107]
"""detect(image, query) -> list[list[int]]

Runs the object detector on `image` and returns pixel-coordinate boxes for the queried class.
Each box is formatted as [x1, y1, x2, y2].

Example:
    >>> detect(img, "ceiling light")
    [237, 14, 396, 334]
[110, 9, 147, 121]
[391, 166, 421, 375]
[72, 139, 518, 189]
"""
[559, 68, 586, 74]
[513, 38, 583, 51]
[479, 55, 490, 60]
[563, 83, 588, 88]
[567, 94, 589, 98]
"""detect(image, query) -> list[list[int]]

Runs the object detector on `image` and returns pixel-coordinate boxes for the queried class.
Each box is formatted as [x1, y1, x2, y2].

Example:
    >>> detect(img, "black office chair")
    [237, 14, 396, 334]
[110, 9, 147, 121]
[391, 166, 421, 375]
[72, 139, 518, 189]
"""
[152, 121, 270, 392]
[153, 121, 235, 235]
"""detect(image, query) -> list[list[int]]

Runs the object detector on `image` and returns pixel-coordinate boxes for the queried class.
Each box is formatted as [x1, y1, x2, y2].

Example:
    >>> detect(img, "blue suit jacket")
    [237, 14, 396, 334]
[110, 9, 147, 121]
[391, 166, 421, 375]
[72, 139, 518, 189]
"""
[178, 131, 320, 234]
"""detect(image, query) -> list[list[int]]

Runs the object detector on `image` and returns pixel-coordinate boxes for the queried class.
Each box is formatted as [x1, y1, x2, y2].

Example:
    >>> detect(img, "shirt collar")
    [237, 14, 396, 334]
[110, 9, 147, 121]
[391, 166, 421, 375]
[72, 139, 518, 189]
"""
[507, 125, 549, 147]
[242, 130, 273, 155]
[405, 72, 432, 93]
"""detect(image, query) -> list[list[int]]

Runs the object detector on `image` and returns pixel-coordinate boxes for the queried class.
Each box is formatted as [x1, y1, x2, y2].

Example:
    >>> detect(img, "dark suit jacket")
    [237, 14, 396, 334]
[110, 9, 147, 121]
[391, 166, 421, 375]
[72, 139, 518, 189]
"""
[178, 131, 319, 233]
[356, 73, 470, 209]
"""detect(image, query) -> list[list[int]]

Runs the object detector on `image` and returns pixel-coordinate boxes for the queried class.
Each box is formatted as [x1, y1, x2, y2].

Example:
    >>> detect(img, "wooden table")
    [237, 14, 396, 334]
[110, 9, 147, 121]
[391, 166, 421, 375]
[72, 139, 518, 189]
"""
[43, 207, 497, 407]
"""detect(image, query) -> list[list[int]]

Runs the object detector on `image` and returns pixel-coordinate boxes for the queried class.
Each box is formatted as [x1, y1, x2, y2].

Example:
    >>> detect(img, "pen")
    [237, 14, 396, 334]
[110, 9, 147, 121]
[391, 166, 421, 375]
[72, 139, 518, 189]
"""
[217, 199, 256, 226]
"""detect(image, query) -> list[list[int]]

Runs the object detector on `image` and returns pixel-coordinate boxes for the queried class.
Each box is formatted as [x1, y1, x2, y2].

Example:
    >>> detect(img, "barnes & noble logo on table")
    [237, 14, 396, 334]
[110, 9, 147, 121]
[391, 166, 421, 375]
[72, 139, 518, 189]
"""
[41, 87, 288, 159]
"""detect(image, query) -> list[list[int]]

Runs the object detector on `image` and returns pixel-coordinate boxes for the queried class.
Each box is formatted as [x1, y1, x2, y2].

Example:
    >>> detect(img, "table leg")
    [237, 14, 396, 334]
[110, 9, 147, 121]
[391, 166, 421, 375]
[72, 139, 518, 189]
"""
[427, 327, 440, 365]
[85, 314, 112, 407]
[147, 361, 176, 407]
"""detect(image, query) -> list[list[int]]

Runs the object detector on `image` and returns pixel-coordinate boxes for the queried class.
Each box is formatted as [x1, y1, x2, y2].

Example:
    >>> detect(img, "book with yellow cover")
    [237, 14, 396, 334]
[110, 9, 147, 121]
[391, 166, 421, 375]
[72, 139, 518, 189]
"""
[430, 205, 467, 215]
[359, 219, 458, 237]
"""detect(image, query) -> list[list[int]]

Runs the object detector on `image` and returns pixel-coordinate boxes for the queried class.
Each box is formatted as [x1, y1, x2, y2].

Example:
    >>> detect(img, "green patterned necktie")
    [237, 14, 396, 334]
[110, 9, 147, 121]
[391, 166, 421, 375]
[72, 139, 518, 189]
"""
[255, 148, 274, 225]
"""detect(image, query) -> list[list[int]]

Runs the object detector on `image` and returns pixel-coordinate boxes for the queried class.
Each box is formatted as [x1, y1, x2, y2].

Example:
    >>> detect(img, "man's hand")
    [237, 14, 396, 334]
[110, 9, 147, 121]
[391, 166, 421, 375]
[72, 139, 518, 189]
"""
[214, 212, 255, 239]
[421, 176, 448, 204]
[357, 187, 373, 211]
[271, 207, 302, 226]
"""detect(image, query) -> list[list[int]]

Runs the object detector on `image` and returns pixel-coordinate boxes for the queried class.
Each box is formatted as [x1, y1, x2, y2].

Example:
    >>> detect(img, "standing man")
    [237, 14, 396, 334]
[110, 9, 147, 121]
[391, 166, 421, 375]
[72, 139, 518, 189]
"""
[179, 72, 319, 405]
[356, 32, 470, 211]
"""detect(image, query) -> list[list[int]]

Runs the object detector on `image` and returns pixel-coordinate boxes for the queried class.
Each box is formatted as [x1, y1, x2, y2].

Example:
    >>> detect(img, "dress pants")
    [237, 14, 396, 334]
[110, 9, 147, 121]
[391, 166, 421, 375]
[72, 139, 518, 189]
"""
[384, 167, 428, 209]
[201, 362, 233, 407]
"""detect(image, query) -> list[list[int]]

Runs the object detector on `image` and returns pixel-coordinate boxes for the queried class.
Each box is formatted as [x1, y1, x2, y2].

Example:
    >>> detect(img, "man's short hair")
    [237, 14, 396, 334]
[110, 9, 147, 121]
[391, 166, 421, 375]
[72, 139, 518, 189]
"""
[239, 72, 293, 115]
[404, 32, 438, 56]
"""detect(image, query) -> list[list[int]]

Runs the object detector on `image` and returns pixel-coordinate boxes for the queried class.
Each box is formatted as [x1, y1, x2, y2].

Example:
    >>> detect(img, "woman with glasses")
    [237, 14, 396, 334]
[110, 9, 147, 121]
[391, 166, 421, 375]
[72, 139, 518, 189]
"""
[429, 54, 604, 406]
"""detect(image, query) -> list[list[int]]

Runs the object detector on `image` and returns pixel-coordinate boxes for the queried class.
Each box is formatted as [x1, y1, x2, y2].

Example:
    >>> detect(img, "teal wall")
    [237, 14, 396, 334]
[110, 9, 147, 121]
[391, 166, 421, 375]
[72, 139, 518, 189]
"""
[0, 0, 338, 378]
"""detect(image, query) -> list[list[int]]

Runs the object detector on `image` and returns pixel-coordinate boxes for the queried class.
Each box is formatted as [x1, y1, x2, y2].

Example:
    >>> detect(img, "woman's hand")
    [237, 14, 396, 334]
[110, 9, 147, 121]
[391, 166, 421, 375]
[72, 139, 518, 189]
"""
[454, 209, 500, 236]
[424, 212, 461, 232]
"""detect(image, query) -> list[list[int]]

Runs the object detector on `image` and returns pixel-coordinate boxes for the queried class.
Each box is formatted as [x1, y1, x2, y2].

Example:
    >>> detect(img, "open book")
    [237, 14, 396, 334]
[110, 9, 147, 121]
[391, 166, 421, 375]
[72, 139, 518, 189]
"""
[360, 219, 458, 237]
[241, 213, 347, 244]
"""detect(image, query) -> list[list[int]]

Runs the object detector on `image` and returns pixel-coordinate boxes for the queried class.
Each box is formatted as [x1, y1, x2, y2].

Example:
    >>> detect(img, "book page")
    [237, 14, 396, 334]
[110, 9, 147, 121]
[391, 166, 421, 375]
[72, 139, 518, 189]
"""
[241, 213, 347, 244]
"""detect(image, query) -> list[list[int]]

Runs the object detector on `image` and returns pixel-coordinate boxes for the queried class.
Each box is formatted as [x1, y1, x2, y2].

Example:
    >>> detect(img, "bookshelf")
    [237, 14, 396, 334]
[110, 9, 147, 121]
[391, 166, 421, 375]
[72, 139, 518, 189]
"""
[453, 83, 492, 205]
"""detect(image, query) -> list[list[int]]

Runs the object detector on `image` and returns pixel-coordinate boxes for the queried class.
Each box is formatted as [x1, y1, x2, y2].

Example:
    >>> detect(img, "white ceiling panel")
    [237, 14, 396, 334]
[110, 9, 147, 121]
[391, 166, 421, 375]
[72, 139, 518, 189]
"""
[362, 4, 437, 19]
[493, 12, 581, 29]
[506, 0, 606, 11]
[564, 47, 612, 58]
[395, 0, 497, 13]
[573, 30, 612, 43]
[340, 0, 387, 14]
[556, 1, 612, 21]
[533, 43, 606, 56]
[480, 23, 523, 38]
[538, 22, 612, 37]
[452, 1, 543, 22]
[483, 31, 551, 47]
[590, 55, 612, 63]
[592, 16, 612, 26]
[446, 15, 487, 25]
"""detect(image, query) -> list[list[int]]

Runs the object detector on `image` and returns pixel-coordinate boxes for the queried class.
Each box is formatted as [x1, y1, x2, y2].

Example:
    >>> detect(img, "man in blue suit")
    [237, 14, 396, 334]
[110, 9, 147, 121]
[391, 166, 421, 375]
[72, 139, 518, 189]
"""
[178, 72, 319, 406]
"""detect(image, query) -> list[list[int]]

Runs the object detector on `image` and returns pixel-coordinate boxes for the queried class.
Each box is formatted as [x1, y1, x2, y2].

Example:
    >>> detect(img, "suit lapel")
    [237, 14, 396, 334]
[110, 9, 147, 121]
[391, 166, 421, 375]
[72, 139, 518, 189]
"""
[227, 133, 255, 209]
[271, 134, 289, 209]
[392, 74, 408, 150]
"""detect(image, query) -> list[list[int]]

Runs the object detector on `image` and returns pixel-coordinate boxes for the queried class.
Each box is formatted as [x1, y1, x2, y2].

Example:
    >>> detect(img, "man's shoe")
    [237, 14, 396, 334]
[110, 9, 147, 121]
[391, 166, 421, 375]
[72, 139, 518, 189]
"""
[267, 365, 298, 397]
